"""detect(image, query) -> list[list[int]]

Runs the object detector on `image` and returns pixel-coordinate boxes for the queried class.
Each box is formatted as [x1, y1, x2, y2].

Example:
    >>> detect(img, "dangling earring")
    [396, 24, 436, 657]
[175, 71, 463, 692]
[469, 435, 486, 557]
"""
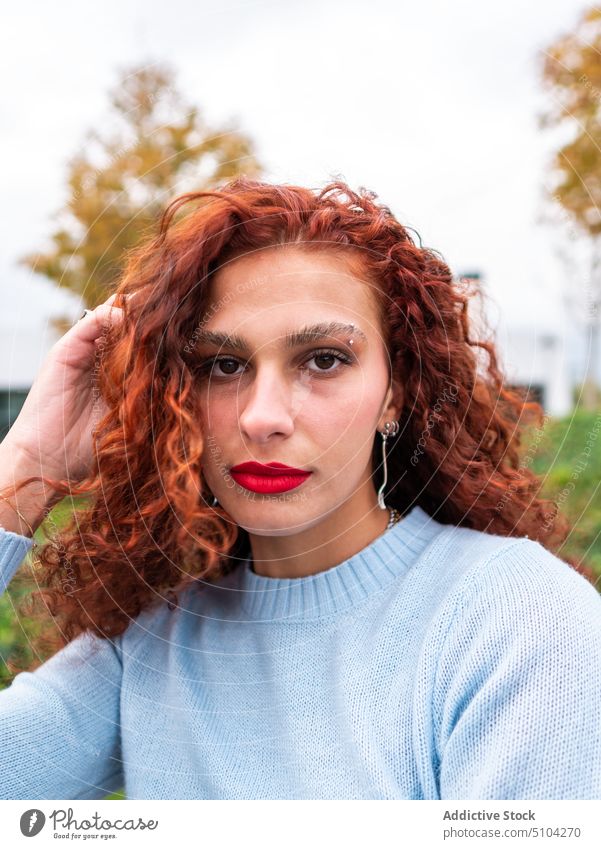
[201, 472, 219, 507]
[202, 480, 219, 507]
[376, 420, 399, 510]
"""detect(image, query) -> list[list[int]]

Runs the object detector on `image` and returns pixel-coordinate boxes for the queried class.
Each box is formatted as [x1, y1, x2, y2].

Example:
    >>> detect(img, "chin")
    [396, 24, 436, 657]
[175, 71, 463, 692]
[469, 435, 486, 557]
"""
[231, 504, 323, 536]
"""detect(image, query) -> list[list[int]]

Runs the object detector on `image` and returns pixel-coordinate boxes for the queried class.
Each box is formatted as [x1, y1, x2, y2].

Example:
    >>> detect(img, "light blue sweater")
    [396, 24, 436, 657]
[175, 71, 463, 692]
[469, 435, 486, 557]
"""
[1, 504, 600, 800]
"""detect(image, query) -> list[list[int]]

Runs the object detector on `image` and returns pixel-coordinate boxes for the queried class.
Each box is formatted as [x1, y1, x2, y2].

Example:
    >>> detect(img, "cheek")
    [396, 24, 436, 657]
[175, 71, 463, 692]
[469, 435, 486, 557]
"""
[197, 395, 235, 478]
[197, 388, 235, 436]
[300, 380, 384, 454]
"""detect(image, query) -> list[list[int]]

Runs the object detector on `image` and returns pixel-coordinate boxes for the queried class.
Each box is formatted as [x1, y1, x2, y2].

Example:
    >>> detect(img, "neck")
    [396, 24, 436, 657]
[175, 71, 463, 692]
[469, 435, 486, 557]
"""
[247, 482, 391, 579]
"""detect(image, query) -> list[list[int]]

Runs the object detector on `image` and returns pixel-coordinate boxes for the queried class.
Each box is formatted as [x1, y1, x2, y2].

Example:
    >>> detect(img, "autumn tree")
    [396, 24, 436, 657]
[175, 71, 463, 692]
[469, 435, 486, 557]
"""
[21, 61, 263, 327]
[539, 7, 601, 409]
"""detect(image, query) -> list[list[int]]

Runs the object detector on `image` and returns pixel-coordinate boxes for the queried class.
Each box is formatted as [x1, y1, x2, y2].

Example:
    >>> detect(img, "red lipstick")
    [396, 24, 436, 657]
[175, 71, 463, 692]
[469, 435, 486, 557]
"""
[229, 461, 312, 494]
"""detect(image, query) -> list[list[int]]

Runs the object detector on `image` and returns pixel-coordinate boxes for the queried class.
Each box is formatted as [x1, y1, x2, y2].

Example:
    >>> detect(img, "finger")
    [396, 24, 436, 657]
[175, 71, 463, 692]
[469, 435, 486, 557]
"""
[68, 302, 125, 345]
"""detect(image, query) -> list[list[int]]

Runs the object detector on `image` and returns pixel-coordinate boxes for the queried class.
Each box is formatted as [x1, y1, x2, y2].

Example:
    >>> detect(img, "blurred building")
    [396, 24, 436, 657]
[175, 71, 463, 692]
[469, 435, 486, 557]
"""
[498, 325, 572, 416]
[460, 270, 572, 417]
[0, 270, 81, 439]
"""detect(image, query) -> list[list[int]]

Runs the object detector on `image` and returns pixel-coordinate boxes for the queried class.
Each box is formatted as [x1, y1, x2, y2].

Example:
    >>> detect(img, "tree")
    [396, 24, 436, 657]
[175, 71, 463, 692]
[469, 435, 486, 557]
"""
[539, 7, 601, 409]
[21, 61, 263, 329]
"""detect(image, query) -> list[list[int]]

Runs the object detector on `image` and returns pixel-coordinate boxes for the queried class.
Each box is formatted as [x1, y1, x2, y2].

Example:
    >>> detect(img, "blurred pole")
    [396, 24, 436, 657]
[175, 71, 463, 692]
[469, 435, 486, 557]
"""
[582, 238, 601, 410]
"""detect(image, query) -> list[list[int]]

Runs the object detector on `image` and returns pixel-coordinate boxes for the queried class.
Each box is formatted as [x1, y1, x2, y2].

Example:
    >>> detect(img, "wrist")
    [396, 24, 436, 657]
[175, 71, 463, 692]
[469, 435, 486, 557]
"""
[0, 439, 63, 537]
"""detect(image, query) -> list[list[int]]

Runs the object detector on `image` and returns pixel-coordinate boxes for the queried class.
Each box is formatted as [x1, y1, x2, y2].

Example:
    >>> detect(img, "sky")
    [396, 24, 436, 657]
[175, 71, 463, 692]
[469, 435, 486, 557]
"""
[0, 0, 593, 379]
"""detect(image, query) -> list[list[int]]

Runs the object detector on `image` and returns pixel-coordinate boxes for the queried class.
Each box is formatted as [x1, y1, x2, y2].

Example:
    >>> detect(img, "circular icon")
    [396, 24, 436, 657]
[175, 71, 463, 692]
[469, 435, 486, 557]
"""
[19, 809, 46, 837]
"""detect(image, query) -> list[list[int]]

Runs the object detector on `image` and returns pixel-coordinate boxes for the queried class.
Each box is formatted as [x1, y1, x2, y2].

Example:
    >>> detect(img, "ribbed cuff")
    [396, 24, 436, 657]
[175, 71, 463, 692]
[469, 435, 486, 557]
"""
[0, 527, 34, 594]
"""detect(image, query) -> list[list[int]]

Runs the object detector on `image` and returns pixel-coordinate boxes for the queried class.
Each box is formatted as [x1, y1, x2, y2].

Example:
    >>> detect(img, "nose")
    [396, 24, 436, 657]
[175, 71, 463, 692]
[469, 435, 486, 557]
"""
[238, 362, 298, 443]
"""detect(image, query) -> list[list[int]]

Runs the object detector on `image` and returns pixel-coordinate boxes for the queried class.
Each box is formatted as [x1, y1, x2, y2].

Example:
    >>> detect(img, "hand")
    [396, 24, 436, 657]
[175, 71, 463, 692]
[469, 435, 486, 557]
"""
[2, 293, 132, 487]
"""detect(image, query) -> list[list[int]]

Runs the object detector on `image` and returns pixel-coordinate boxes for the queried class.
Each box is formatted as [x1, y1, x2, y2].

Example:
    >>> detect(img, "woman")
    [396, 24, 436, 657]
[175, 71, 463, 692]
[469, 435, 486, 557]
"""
[0, 178, 600, 800]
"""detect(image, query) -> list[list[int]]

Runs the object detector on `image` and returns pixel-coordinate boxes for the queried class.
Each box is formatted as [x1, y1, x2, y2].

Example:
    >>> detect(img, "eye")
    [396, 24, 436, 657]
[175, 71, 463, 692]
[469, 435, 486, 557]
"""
[201, 356, 244, 379]
[197, 348, 354, 380]
[302, 348, 354, 374]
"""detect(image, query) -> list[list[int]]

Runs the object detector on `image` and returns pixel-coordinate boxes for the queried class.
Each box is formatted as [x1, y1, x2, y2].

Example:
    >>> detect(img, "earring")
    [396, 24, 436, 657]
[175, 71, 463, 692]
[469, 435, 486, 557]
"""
[376, 420, 399, 510]
[201, 471, 219, 507]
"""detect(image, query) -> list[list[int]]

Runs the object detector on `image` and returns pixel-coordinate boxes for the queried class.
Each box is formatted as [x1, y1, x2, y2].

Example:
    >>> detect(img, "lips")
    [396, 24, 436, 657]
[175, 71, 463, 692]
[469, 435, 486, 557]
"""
[229, 461, 312, 494]
[230, 461, 308, 475]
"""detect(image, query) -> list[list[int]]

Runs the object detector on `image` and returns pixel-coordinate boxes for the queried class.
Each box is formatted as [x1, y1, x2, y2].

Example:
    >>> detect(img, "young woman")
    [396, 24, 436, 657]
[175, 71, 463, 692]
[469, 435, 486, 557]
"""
[0, 178, 600, 801]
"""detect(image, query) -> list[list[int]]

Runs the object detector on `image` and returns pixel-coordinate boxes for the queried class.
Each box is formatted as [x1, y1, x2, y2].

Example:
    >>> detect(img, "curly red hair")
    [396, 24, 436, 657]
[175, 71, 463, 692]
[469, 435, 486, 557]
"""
[9, 177, 592, 671]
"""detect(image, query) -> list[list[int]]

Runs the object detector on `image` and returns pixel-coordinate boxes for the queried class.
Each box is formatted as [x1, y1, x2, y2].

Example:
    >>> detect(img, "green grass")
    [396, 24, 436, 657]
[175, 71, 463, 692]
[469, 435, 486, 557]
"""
[104, 789, 126, 800]
[0, 496, 87, 689]
[525, 407, 601, 580]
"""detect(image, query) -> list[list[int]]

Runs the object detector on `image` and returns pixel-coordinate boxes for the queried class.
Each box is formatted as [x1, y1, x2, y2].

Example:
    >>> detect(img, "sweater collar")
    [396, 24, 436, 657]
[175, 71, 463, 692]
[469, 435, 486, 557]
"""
[234, 505, 442, 621]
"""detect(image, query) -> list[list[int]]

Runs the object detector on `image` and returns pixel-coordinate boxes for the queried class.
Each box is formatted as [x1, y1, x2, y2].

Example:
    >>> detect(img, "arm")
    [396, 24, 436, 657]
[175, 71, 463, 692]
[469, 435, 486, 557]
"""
[434, 539, 601, 800]
[0, 527, 124, 800]
[0, 300, 130, 799]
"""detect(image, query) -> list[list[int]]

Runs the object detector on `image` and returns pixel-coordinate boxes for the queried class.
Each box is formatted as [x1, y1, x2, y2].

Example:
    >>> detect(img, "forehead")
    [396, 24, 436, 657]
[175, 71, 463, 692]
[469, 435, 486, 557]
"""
[206, 246, 381, 325]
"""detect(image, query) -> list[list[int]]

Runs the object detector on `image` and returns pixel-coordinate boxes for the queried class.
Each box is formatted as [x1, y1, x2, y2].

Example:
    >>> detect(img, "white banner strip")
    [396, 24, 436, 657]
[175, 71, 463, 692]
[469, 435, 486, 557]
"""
[0, 799, 599, 848]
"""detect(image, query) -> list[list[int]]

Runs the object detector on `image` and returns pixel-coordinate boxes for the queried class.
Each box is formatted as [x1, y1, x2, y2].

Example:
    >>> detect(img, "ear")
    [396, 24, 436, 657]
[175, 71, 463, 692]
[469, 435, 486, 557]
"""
[378, 378, 403, 430]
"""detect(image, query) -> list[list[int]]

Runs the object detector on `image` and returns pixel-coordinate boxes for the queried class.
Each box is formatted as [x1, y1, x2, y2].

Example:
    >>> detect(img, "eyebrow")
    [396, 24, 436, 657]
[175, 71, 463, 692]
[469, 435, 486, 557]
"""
[192, 322, 368, 352]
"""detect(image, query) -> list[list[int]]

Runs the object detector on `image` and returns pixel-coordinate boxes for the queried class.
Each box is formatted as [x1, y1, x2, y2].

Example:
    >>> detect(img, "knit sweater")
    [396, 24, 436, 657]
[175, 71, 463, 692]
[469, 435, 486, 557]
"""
[1, 504, 600, 801]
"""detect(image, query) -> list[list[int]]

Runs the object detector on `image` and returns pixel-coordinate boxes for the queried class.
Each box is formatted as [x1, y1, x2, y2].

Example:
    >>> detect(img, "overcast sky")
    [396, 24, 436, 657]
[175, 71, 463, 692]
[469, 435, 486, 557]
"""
[0, 0, 591, 367]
